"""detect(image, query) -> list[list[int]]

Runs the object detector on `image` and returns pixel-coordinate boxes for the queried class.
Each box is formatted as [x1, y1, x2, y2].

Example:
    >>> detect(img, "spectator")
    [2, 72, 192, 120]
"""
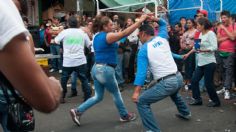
[189, 18, 221, 107]
[113, 14, 119, 22]
[44, 19, 53, 53]
[113, 20, 126, 91]
[126, 17, 139, 83]
[216, 10, 236, 100]
[181, 19, 197, 90]
[180, 17, 187, 34]
[168, 24, 182, 71]
[39, 22, 46, 51]
[48, 16, 63, 73]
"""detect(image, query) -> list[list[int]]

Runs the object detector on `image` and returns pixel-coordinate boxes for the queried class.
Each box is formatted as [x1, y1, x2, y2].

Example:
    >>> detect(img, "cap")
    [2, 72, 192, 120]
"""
[197, 9, 208, 17]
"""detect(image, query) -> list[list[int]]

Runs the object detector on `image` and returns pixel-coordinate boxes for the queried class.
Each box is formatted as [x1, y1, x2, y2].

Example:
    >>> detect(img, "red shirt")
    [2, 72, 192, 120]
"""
[44, 27, 52, 44]
[217, 24, 236, 53]
[194, 31, 201, 39]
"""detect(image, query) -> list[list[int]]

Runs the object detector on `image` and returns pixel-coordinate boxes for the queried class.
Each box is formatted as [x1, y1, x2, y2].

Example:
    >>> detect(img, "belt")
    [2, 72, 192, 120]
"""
[95, 63, 117, 69]
[144, 72, 179, 90]
[156, 72, 179, 83]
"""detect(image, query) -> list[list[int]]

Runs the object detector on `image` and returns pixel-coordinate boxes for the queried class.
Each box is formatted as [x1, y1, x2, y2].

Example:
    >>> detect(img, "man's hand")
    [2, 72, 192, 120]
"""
[139, 14, 148, 22]
[132, 86, 142, 103]
[132, 91, 140, 103]
[182, 54, 189, 60]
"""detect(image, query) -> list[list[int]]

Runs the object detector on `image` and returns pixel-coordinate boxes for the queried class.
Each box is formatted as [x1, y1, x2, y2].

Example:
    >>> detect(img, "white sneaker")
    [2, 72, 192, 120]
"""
[184, 85, 189, 91]
[224, 90, 230, 100]
[59, 70, 62, 73]
[70, 109, 81, 126]
[216, 88, 225, 94]
[49, 69, 56, 73]
[67, 84, 72, 88]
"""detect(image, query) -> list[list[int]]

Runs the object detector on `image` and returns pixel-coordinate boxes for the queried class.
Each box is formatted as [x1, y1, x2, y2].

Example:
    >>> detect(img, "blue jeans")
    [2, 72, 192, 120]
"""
[0, 102, 8, 132]
[191, 63, 220, 103]
[76, 64, 129, 117]
[137, 72, 190, 132]
[71, 71, 78, 93]
[50, 44, 62, 70]
[184, 52, 195, 80]
[115, 54, 124, 84]
[60, 64, 92, 99]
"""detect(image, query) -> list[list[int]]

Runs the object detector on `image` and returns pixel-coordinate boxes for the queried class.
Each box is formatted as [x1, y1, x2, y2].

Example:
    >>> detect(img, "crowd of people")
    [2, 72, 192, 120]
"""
[38, 8, 236, 131]
[0, 0, 236, 132]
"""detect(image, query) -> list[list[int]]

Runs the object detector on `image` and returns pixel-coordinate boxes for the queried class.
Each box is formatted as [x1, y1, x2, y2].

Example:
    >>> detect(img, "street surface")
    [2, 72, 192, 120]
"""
[34, 82, 236, 132]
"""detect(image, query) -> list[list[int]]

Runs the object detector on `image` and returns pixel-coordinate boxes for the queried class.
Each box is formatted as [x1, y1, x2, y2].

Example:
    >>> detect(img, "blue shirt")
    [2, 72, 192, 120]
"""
[93, 32, 119, 65]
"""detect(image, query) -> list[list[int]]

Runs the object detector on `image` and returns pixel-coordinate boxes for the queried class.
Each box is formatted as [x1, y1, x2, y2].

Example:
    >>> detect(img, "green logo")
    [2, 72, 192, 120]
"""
[65, 36, 83, 45]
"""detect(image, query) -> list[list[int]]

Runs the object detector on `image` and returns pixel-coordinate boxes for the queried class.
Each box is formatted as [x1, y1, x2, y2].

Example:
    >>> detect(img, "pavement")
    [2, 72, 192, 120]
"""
[34, 74, 236, 132]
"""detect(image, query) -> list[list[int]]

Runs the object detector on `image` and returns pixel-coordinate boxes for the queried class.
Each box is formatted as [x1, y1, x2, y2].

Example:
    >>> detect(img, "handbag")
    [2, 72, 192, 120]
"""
[0, 73, 35, 131]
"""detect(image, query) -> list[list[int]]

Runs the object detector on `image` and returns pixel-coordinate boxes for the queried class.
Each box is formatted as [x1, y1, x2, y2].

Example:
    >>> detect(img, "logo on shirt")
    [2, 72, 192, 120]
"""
[149, 37, 164, 48]
[152, 41, 163, 48]
[65, 36, 83, 45]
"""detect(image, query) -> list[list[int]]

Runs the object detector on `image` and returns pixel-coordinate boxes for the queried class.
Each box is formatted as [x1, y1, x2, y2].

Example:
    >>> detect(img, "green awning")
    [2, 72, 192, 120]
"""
[100, 0, 156, 12]
[100, 0, 121, 8]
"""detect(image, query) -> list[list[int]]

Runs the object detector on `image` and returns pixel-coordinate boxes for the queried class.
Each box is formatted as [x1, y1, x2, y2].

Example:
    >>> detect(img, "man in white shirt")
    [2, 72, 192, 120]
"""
[0, 2, 62, 131]
[132, 17, 190, 132]
[55, 16, 92, 103]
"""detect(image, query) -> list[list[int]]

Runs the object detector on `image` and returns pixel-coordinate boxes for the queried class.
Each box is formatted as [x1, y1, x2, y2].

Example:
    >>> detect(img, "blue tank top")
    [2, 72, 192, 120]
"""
[93, 32, 118, 65]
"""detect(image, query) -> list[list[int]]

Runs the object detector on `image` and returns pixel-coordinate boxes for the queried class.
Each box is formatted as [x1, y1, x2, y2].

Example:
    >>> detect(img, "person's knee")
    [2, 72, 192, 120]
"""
[94, 95, 103, 103]
[137, 96, 148, 106]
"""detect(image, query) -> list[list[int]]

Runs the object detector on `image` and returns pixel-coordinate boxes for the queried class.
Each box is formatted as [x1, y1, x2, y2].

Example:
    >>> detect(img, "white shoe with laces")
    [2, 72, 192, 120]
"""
[184, 85, 189, 91]
[224, 90, 230, 100]
[216, 87, 225, 94]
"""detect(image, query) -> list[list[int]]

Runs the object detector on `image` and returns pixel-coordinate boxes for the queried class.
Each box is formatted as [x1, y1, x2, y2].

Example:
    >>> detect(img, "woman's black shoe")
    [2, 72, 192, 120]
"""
[207, 102, 220, 107]
[189, 100, 203, 106]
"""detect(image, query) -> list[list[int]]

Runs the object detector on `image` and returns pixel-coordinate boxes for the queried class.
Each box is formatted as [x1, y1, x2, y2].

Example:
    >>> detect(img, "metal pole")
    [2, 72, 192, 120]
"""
[99, 1, 154, 11]
[95, 0, 100, 15]
[220, 0, 223, 12]
[169, 6, 201, 12]
[166, 0, 169, 11]
[100, 10, 152, 14]
[155, 0, 158, 18]
[200, 0, 203, 9]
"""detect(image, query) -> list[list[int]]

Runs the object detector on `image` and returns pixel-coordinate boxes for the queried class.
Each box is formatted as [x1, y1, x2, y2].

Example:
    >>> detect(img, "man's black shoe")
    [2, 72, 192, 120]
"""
[68, 93, 77, 98]
[189, 100, 203, 106]
[207, 102, 220, 107]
